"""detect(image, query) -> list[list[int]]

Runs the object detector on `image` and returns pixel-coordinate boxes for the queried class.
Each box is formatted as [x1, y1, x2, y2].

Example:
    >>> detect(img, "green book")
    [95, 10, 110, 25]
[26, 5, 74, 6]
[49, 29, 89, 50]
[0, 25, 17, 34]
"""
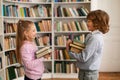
[7, 66, 16, 80]
[34, 22, 40, 31]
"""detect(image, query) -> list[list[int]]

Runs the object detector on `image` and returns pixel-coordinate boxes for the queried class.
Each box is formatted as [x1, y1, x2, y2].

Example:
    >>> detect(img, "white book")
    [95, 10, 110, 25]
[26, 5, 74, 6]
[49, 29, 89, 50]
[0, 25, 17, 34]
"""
[69, 8, 75, 17]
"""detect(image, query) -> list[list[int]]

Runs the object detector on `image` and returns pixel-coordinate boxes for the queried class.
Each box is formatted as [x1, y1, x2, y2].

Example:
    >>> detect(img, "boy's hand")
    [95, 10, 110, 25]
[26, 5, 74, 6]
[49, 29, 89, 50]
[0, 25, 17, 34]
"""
[66, 39, 72, 51]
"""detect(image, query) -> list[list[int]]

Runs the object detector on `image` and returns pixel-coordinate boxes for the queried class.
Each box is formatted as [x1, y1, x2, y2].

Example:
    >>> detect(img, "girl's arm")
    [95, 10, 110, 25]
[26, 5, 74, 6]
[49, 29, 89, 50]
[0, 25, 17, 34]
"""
[20, 44, 44, 69]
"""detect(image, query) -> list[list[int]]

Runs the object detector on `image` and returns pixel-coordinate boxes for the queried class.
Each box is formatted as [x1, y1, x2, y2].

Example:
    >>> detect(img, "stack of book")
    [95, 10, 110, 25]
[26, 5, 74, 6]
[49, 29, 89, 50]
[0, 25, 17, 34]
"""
[35, 47, 52, 58]
[69, 40, 85, 53]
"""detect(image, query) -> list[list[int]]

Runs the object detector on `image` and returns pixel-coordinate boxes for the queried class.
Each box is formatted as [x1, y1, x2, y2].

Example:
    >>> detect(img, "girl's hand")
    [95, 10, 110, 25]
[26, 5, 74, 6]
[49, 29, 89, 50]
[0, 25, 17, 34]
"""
[66, 39, 72, 51]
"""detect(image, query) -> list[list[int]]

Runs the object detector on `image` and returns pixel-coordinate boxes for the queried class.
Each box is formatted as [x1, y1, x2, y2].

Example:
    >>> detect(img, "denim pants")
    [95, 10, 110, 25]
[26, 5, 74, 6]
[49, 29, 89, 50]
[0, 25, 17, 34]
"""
[78, 69, 99, 80]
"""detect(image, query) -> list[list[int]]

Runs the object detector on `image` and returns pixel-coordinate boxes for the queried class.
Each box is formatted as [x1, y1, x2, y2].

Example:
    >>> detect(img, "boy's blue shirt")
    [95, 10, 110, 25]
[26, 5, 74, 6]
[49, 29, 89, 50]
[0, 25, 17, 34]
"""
[69, 30, 103, 70]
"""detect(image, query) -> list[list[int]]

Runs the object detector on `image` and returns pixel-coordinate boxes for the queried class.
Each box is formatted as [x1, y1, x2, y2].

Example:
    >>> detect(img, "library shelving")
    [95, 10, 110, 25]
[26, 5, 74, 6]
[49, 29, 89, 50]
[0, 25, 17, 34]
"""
[0, 0, 91, 80]
[53, 0, 91, 78]
[1, 0, 53, 80]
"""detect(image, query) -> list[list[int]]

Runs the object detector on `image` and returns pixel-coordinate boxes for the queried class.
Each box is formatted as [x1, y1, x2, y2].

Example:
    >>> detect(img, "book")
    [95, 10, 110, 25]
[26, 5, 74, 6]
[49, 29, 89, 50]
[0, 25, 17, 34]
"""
[70, 47, 82, 53]
[0, 57, 2, 69]
[7, 66, 16, 80]
[73, 40, 85, 48]
[69, 40, 85, 53]
[35, 46, 50, 55]
[35, 47, 52, 58]
[0, 43, 2, 51]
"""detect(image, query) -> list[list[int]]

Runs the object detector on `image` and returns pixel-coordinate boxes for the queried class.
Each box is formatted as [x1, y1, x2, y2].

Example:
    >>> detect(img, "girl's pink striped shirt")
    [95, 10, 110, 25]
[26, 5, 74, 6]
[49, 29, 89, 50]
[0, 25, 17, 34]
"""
[20, 41, 44, 80]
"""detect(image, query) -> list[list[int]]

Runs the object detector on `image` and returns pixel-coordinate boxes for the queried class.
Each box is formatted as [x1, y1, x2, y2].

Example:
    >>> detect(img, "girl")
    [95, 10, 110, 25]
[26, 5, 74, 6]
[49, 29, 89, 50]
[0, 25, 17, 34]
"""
[16, 20, 48, 80]
[66, 10, 110, 80]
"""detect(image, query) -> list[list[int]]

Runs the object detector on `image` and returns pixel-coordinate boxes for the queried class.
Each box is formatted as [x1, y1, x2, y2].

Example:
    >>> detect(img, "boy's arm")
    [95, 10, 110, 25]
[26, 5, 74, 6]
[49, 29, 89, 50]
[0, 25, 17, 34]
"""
[68, 36, 99, 62]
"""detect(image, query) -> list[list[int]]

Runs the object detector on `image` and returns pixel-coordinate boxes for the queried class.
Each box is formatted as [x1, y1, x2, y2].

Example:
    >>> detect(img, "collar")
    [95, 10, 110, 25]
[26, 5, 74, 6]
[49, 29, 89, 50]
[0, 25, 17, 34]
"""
[91, 30, 102, 35]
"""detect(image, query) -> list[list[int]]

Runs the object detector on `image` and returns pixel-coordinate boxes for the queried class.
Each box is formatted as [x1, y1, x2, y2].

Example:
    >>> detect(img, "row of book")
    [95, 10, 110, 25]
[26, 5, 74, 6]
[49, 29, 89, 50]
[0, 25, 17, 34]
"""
[4, 20, 51, 34]
[4, 37, 16, 50]
[54, 6, 89, 17]
[4, 33, 85, 50]
[54, 20, 88, 32]
[4, 22, 17, 33]
[35, 20, 52, 32]
[5, 62, 78, 80]
[4, 0, 51, 2]
[3, 5, 89, 17]
[4, 0, 32, 2]
[6, 66, 24, 80]
[3, 4, 51, 17]
[4, 36, 51, 50]
[54, 49, 70, 60]
[54, 61, 78, 73]
[4, 19, 87, 34]
[4, 0, 89, 3]
[5, 50, 17, 66]
[55, 35, 67, 46]
[54, 0, 90, 2]
[4, 0, 90, 2]
[54, 40, 85, 60]
[35, 37, 85, 59]
[55, 34, 85, 46]
[35, 34, 51, 46]
[54, 0, 84, 2]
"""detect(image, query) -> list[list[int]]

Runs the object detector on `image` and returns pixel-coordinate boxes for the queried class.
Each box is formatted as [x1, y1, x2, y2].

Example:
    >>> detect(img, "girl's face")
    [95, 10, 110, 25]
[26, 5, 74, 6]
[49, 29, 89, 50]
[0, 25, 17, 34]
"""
[87, 20, 95, 31]
[25, 24, 37, 41]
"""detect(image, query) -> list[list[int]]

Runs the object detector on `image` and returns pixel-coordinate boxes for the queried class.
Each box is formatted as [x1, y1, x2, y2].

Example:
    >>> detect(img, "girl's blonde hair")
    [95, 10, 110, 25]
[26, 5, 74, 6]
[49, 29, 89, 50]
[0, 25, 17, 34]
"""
[87, 10, 109, 34]
[16, 19, 34, 64]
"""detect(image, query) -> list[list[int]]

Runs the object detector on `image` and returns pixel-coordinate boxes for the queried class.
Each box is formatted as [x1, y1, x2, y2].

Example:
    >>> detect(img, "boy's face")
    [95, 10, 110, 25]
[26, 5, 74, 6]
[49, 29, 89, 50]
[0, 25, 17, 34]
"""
[87, 20, 95, 31]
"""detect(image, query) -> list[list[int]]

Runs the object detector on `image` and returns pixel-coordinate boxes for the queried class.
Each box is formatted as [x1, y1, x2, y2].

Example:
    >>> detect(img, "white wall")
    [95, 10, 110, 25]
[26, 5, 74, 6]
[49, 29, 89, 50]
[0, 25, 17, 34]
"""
[91, 0, 120, 72]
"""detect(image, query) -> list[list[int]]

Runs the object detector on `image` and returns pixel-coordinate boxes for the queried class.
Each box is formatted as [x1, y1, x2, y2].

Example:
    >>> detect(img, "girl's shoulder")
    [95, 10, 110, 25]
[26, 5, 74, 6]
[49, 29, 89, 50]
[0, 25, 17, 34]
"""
[20, 41, 38, 53]
[21, 41, 37, 49]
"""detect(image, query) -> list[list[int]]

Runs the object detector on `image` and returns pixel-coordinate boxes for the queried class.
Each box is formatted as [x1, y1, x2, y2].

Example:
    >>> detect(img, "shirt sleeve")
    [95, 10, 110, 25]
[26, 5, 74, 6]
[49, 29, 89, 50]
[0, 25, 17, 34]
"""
[69, 35, 99, 62]
[20, 44, 44, 69]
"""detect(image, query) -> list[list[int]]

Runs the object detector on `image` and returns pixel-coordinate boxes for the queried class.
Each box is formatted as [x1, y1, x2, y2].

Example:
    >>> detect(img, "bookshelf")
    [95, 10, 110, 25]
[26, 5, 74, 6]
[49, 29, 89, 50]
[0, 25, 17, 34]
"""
[0, 0, 91, 79]
[53, 0, 91, 78]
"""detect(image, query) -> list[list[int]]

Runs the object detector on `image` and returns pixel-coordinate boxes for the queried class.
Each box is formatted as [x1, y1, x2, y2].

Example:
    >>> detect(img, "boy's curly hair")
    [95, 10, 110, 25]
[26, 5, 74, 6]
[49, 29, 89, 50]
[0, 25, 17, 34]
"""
[87, 10, 109, 34]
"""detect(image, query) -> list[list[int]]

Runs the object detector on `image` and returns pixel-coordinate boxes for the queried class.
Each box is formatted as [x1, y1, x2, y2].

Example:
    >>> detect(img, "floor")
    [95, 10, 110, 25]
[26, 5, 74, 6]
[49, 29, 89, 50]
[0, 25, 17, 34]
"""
[42, 72, 120, 80]
[99, 72, 120, 80]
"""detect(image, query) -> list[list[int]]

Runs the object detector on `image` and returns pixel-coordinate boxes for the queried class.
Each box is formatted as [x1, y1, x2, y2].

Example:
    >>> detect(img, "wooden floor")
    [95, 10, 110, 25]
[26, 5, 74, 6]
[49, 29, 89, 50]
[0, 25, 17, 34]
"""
[99, 72, 120, 80]
[43, 72, 120, 80]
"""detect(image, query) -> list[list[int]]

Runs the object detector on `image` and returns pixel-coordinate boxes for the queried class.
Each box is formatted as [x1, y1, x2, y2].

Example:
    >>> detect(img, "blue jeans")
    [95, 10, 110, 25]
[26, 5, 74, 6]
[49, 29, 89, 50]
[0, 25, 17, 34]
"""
[78, 69, 98, 80]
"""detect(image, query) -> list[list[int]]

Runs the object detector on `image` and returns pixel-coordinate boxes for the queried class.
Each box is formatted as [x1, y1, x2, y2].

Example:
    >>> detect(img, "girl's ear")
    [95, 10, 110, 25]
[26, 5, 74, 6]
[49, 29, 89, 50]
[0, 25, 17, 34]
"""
[24, 31, 28, 39]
